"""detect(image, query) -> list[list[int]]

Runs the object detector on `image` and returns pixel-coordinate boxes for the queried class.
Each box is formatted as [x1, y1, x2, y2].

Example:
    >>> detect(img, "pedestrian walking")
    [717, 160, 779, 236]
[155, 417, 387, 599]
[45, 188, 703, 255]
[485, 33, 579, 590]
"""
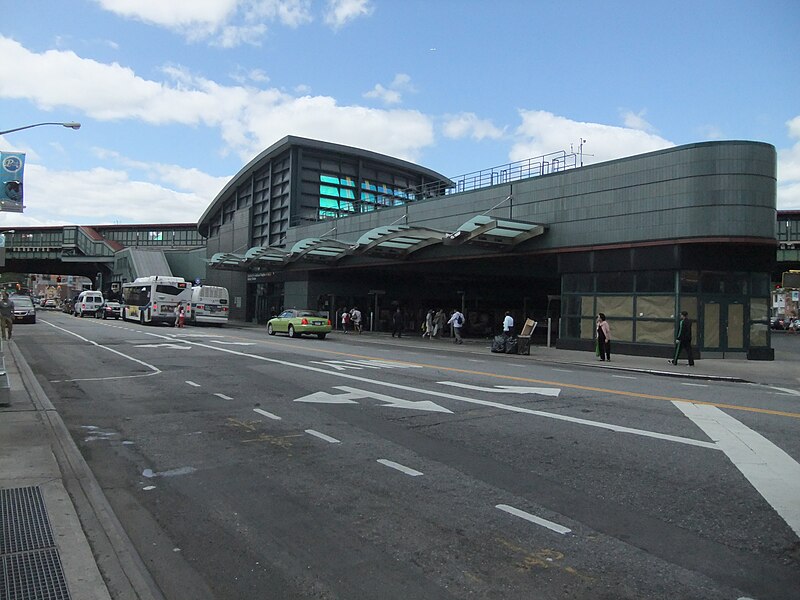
[433, 309, 446, 338]
[670, 311, 695, 366]
[350, 307, 362, 333]
[502, 311, 515, 337]
[341, 308, 350, 333]
[422, 309, 434, 339]
[0, 293, 14, 340]
[447, 308, 464, 344]
[177, 303, 186, 328]
[391, 307, 404, 337]
[596, 313, 611, 361]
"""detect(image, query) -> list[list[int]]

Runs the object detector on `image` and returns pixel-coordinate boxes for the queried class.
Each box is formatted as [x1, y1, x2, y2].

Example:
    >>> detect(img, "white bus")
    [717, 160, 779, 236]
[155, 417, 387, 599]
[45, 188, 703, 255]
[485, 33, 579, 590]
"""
[189, 285, 230, 325]
[121, 276, 192, 325]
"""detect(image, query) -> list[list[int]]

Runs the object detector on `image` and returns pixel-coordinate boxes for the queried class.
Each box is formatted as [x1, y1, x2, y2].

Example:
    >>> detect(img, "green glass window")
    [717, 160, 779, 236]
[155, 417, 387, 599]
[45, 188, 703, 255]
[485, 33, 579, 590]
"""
[340, 176, 355, 187]
[320, 174, 339, 185]
[340, 188, 355, 199]
[320, 198, 339, 209]
[320, 185, 340, 197]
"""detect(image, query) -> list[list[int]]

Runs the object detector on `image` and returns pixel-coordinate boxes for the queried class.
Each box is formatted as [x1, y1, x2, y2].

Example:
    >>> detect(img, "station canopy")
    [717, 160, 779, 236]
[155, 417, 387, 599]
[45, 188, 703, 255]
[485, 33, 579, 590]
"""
[208, 216, 546, 270]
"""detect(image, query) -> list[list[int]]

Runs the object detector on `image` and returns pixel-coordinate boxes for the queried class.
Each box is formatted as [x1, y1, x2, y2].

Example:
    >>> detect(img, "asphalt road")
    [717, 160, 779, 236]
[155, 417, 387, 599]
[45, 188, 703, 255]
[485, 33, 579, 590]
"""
[14, 311, 800, 600]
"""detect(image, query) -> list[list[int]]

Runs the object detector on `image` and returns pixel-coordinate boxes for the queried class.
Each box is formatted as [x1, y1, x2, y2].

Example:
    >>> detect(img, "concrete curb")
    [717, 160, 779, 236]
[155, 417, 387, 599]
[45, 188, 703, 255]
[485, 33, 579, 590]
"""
[10, 342, 166, 600]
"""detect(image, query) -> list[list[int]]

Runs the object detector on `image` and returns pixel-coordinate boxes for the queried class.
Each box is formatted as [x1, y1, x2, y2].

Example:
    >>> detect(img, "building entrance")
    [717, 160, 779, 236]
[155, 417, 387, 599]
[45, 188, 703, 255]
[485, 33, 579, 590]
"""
[701, 298, 745, 356]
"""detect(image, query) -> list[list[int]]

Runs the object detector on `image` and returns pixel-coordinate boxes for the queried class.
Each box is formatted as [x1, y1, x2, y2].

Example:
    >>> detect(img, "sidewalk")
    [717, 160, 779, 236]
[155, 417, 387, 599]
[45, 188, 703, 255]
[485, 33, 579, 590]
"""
[1, 326, 797, 600]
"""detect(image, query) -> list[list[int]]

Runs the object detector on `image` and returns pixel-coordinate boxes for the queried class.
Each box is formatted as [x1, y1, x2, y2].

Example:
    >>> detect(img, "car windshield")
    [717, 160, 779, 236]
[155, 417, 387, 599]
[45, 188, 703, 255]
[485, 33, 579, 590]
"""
[11, 297, 34, 308]
[298, 310, 325, 318]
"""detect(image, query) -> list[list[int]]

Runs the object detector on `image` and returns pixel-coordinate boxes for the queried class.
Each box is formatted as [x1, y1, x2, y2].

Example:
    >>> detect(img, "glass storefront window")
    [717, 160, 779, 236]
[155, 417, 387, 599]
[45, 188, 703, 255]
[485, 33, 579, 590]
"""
[680, 271, 700, 293]
[750, 323, 768, 347]
[636, 296, 674, 318]
[596, 272, 634, 293]
[636, 271, 675, 293]
[750, 298, 768, 322]
[635, 320, 674, 344]
[563, 274, 594, 293]
[750, 273, 770, 297]
[679, 296, 697, 320]
[596, 296, 633, 317]
[580, 295, 595, 317]
[581, 318, 595, 340]
[609, 319, 633, 342]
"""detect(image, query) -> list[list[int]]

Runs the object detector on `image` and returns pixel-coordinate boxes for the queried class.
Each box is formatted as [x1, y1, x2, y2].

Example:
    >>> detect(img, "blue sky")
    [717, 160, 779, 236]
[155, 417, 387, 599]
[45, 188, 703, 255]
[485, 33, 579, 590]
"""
[1, 0, 798, 227]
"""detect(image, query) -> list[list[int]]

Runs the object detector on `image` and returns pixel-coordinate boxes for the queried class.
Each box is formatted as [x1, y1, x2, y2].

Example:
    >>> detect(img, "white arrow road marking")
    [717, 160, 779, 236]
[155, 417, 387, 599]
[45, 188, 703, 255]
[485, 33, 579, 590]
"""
[135, 343, 192, 349]
[377, 459, 423, 477]
[142, 466, 197, 478]
[311, 359, 422, 371]
[438, 381, 561, 396]
[496, 504, 572, 535]
[208, 340, 257, 346]
[674, 402, 800, 538]
[295, 386, 453, 414]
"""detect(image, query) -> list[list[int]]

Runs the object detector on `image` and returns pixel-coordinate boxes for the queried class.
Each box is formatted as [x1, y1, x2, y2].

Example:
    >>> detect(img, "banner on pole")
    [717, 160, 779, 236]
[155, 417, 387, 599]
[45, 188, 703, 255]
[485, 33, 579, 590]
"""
[1, 152, 26, 213]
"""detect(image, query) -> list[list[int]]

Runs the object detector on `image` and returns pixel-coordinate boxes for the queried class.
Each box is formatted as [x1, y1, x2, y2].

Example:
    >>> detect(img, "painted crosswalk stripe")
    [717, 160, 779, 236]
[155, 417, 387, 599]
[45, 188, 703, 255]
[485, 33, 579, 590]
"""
[253, 408, 281, 420]
[377, 459, 423, 477]
[214, 393, 233, 400]
[185, 380, 201, 387]
[496, 504, 571, 535]
[305, 429, 340, 443]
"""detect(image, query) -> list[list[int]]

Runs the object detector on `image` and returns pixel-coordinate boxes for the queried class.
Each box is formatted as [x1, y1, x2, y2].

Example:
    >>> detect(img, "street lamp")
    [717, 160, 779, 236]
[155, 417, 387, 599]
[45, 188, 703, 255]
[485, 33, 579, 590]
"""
[0, 122, 81, 136]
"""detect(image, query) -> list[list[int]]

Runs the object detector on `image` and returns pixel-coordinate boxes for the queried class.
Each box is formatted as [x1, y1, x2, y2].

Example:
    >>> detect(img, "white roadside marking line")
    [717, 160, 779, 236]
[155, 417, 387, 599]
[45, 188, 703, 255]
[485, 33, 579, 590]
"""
[41, 320, 161, 381]
[611, 375, 637, 380]
[122, 336, 719, 450]
[377, 459, 423, 477]
[496, 504, 572, 535]
[551, 369, 572, 373]
[305, 429, 340, 443]
[253, 408, 282, 420]
[674, 402, 800, 538]
[185, 380, 201, 387]
[769, 386, 800, 397]
[681, 382, 709, 387]
[214, 393, 233, 400]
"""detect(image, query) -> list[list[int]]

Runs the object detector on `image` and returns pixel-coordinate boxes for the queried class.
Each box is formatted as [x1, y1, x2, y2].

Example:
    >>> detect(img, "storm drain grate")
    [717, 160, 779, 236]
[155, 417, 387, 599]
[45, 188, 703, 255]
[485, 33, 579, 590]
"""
[0, 487, 70, 600]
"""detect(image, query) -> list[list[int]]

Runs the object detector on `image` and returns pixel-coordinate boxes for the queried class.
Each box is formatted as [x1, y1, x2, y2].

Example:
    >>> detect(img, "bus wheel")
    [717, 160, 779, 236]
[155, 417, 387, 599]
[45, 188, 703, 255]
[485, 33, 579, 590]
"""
[267, 324, 275, 336]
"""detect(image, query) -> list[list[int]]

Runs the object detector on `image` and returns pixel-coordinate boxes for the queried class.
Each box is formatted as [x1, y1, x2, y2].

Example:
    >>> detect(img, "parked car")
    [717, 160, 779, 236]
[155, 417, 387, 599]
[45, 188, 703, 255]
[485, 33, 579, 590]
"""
[770, 316, 788, 330]
[73, 290, 104, 317]
[10, 295, 36, 324]
[96, 301, 122, 320]
[267, 309, 332, 339]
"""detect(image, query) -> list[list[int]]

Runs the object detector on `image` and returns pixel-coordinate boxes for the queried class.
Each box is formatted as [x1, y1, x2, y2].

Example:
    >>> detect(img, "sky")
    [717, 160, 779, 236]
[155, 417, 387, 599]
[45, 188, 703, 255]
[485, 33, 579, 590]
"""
[1, 0, 799, 229]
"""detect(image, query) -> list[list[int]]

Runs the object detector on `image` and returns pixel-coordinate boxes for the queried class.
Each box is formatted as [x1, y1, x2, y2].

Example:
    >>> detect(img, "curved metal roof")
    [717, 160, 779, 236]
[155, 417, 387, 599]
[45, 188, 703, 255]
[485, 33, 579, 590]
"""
[353, 225, 446, 258]
[444, 216, 546, 247]
[198, 136, 453, 236]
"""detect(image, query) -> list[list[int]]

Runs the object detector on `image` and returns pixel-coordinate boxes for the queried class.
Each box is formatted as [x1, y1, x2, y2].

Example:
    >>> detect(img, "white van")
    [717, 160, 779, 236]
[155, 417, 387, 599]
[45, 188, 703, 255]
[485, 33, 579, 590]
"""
[73, 290, 104, 318]
[189, 285, 229, 325]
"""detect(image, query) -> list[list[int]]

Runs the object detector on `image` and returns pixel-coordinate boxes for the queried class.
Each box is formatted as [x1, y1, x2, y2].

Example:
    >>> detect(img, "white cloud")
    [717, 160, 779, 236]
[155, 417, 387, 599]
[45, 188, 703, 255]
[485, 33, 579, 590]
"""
[442, 113, 504, 141]
[777, 115, 800, 210]
[94, 0, 313, 46]
[324, 0, 373, 29]
[510, 110, 674, 165]
[621, 109, 655, 133]
[363, 73, 414, 105]
[0, 38, 434, 165]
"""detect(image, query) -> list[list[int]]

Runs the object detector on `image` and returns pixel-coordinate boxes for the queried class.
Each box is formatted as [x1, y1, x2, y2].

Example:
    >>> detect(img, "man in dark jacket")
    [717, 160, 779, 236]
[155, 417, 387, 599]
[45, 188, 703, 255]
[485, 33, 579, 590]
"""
[671, 311, 695, 366]
[391, 308, 404, 338]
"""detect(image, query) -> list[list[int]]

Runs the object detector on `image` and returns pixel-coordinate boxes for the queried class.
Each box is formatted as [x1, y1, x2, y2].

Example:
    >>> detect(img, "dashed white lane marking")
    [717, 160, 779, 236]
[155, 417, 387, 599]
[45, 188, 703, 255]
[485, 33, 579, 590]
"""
[185, 380, 201, 387]
[674, 402, 800, 538]
[551, 369, 572, 373]
[214, 393, 233, 400]
[769, 386, 800, 397]
[377, 459, 423, 477]
[496, 504, 572, 535]
[305, 429, 340, 443]
[680, 382, 708, 387]
[253, 408, 281, 420]
[611, 375, 637, 380]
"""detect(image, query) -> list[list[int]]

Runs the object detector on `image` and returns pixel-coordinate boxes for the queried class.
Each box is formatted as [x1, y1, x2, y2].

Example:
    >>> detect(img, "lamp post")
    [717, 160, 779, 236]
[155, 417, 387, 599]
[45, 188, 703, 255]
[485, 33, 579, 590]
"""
[0, 122, 81, 136]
